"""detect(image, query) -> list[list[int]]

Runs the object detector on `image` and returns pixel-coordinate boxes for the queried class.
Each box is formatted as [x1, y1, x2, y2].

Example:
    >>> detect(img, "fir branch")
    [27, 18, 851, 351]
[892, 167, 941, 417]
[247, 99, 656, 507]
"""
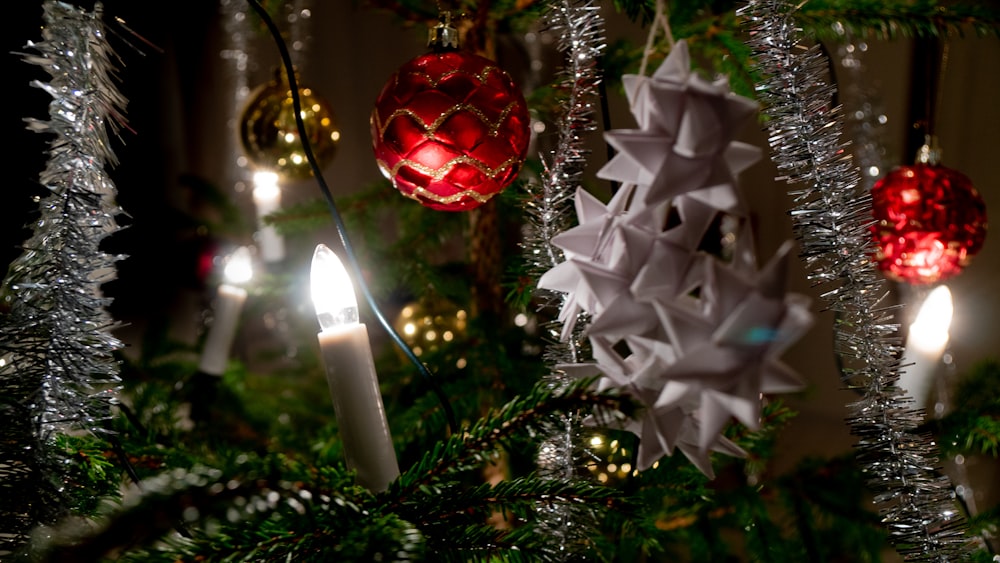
[927, 359, 1000, 459]
[391, 378, 633, 491]
[795, 0, 1000, 40]
[609, 0, 1000, 39]
[611, 0, 658, 26]
[398, 476, 628, 560]
[34, 461, 425, 563]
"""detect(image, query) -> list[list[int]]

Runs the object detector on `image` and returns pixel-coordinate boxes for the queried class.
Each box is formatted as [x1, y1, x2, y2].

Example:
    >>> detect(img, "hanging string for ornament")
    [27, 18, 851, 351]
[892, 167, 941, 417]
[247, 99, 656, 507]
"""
[870, 39, 988, 286]
[245, 0, 458, 435]
[638, 0, 675, 77]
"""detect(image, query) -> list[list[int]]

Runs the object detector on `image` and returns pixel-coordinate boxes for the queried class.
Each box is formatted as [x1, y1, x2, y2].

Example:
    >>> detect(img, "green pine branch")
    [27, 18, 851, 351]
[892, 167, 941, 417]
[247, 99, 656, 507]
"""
[392, 377, 633, 487]
[925, 359, 1000, 458]
[796, 0, 1000, 40]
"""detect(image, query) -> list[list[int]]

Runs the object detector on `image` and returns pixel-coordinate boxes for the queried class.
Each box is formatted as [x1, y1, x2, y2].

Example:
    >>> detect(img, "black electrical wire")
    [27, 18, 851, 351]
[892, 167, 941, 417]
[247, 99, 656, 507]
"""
[245, 0, 458, 436]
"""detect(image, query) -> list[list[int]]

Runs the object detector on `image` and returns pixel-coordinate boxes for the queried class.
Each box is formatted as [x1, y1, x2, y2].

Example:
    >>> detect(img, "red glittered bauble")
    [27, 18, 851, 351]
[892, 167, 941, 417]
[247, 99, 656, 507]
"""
[370, 50, 531, 211]
[871, 163, 988, 284]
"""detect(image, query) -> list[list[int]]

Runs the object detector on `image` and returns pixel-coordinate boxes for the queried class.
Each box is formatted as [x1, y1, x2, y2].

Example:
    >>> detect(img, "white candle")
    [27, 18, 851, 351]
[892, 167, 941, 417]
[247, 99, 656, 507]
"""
[899, 284, 953, 409]
[253, 171, 285, 263]
[310, 244, 400, 492]
[198, 246, 253, 376]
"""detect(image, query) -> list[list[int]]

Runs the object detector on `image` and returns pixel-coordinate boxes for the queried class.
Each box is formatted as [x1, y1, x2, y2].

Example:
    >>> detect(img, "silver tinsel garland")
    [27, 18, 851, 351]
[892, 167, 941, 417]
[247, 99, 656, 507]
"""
[521, 0, 606, 558]
[738, 0, 974, 559]
[0, 1, 127, 556]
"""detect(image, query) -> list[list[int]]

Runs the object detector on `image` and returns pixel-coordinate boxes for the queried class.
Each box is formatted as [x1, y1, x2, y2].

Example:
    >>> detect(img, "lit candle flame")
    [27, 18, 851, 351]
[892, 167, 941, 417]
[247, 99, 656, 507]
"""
[252, 171, 281, 204]
[223, 246, 253, 285]
[310, 244, 359, 331]
[908, 285, 953, 355]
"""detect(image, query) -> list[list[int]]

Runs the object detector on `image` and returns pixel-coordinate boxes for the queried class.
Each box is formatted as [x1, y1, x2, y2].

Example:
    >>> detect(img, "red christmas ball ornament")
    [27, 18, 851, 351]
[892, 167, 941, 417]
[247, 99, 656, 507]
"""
[871, 143, 987, 285]
[370, 16, 530, 212]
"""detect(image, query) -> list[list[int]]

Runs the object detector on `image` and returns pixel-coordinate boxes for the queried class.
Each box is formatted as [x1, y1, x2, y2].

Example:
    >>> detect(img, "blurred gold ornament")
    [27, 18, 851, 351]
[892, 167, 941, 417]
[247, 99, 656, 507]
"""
[393, 295, 468, 367]
[583, 430, 635, 487]
[239, 68, 341, 181]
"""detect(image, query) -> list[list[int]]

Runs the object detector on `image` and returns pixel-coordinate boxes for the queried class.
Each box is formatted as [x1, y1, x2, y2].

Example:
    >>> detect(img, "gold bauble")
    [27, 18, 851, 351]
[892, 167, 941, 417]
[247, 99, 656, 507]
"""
[393, 296, 468, 367]
[582, 430, 635, 487]
[239, 69, 341, 181]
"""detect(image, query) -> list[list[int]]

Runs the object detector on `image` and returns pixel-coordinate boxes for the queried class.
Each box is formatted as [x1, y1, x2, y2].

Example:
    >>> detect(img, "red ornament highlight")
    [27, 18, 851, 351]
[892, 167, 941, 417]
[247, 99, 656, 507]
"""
[871, 163, 987, 284]
[370, 51, 531, 211]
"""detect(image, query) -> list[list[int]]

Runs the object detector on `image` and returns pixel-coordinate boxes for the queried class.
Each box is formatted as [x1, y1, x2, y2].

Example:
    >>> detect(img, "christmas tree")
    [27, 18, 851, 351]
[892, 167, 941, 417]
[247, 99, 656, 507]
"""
[1, 1, 998, 562]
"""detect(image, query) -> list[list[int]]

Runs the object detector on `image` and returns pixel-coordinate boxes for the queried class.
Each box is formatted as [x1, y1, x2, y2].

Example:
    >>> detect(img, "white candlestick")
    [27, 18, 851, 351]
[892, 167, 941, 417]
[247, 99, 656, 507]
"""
[311, 244, 400, 492]
[253, 171, 285, 263]
[899, 285, 952, 409]
[198, 247, 253, 376]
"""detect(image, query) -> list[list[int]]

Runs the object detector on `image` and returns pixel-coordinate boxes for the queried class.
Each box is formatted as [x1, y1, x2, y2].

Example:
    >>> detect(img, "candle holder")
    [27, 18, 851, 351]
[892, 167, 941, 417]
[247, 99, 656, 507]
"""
[188, 246, 254, 423]
[310, 244, 400, 492]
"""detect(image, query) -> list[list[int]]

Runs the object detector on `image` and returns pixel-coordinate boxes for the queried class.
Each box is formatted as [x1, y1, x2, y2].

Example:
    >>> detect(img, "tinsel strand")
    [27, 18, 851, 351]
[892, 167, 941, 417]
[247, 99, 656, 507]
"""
[738, 1, 975, 560]
[0, 1, 127, 556]
[521, 1, 606, 558]
[220, 0, 253, 185]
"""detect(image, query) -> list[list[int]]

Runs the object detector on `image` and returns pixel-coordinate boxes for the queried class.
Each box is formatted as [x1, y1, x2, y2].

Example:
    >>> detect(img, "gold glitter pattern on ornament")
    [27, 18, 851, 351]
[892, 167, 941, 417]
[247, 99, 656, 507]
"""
[395, 65, 500, 90]
[378, 153, 523, 185]
[374, 101, 519, 139]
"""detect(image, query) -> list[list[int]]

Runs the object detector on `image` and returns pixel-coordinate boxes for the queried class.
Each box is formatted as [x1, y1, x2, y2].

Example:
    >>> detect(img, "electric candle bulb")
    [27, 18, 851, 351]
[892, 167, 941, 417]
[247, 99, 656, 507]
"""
[311, 244, 400, 492]
[899, 285, 953, 408]
[252, 170, 285, 262]
[198, 246, 253, 376]
[311, 244, 359, 329]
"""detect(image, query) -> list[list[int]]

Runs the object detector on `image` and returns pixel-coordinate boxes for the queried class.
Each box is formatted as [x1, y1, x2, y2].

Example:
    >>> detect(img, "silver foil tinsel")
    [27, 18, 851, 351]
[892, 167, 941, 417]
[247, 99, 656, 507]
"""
[738, 1, 974, 560]
[522, 1, 606, 558]
[0, 1, 127, 556]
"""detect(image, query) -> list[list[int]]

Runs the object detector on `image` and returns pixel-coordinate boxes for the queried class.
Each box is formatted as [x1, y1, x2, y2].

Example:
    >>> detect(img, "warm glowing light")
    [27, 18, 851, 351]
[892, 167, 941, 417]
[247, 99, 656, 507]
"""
[310, 244, 359, 331]
[514, 313, 528, 327]
[590, 435, 603, 447]
[223, 246, 253, 285]
[252, 171, 280, 202]
[909, 285, 953, 355]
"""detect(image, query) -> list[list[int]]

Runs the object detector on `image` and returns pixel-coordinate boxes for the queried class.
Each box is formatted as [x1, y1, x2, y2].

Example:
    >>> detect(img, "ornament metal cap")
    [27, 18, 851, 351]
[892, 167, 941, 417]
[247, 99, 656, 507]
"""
[915, 134, 942, 165]
[428, 11, 459, 50]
